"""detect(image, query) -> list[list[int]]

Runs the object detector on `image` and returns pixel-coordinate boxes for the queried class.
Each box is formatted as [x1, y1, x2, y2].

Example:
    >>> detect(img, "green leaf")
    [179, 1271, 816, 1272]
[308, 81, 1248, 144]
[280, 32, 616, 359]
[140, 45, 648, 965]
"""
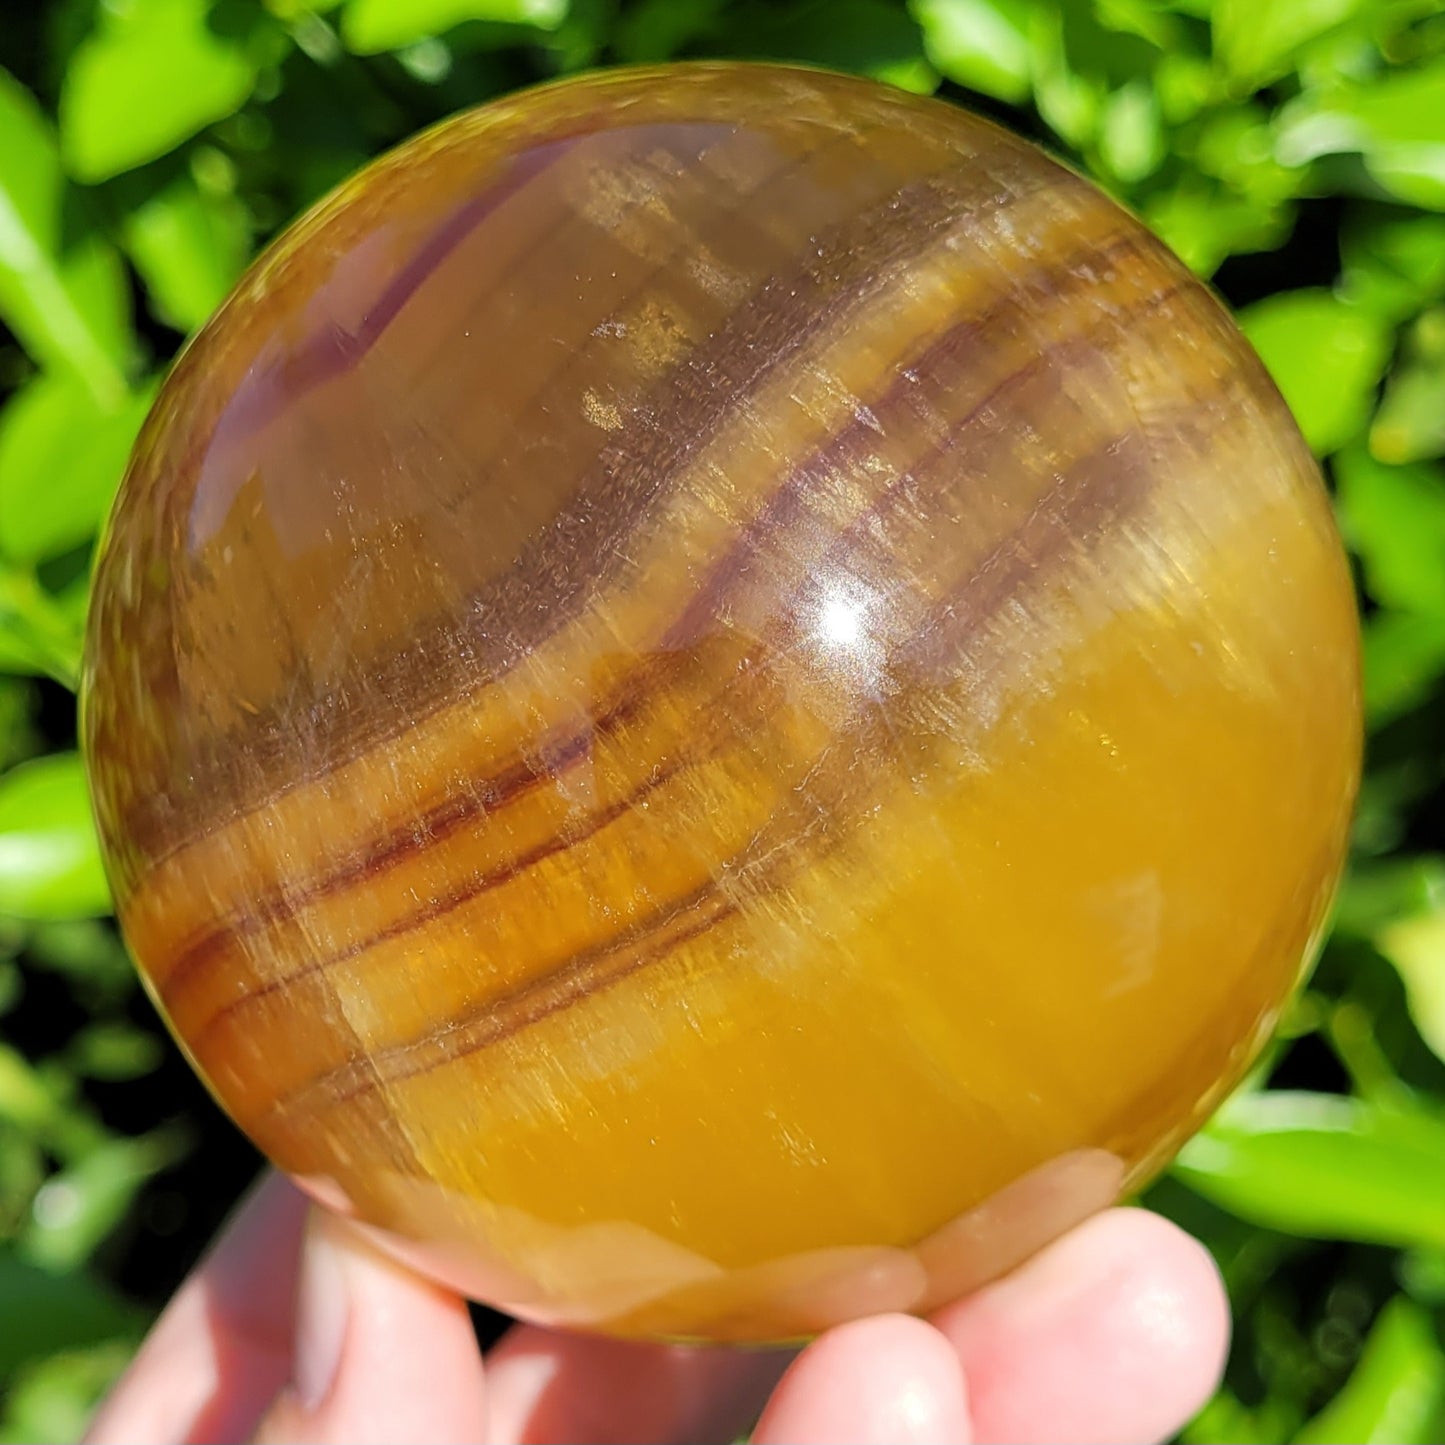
[0, 570, 85, 689]
[25, 917, 134, 991]
[1401, 1247, 1445, 1306]
[1098, 77, 1165, 185]
[1027, 3, 1108, 149]
[1341, 209, 1445, 323]
[1187, 1388, 1303, 1445]
[1212, 0, 1369, 88]
[1360, 611, 1445, 726]
[1333, 853, 1445, 939]
[706, 1, 938, 94]
[1153, 50, 1218, 127]
[0, 754, 110, 921]
[1174, 1092, 1445, 1251]
[1377, 908, 1445, 1065]
[341, 0, 570, 52]
[267, 0, 346, 18]
[60, 0, 260, 182]
[0, 1339, 134, 1445]
[909, 0, 1034, 103]
[1373, 357, 1445, 465]
[22, 1130, 185, 1271]
[1193, 104, 1304, 208]
[1336, 446, 1445, 616]
[0, 1041, 107, 1170]
[66, 1022, 162, 1082]
[0, 629, 36, 680]
[1239, 291, 1392, 455]
[0, 676, 40, 772]
[1276, 61, 1445, 211]
[0, 1252, 140, 1377]
[0, 372, 152, 564]
[1295, 1295, 1445, 1444]
[1093, 0, 1186, 50]
[121, 173, 249, 333]
[1144, 181, 1291, 276]
[612, 0, 727, 62]
[0, 70, 131, 405]
[0, 1043, 66, 1137]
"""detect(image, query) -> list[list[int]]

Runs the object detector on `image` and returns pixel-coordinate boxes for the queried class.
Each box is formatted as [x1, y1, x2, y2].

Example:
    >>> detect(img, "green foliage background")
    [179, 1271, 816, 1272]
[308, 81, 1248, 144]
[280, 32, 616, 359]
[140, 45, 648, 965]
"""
[2, 0, 1445, 1439]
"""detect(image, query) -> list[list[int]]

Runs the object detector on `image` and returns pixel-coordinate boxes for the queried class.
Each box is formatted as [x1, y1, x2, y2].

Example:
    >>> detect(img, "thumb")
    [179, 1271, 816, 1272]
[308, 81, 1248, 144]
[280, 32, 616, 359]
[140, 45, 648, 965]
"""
[253, 1207, 487, 1445]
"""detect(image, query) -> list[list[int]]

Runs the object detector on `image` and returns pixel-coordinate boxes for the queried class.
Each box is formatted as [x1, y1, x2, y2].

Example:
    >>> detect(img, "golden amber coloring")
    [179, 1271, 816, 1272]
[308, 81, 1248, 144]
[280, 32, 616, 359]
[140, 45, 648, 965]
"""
[83, 64, 1360, 1343]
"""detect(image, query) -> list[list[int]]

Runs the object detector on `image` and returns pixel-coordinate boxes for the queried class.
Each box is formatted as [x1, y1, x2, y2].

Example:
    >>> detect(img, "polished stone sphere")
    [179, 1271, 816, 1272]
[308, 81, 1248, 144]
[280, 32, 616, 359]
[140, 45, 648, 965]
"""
[82, 63, 1361, 1343]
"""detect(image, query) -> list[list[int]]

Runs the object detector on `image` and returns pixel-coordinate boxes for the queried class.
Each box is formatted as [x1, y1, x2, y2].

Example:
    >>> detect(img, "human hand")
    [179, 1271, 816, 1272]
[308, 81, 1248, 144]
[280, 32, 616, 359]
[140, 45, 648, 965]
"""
[86, 1173, 1227, 1444]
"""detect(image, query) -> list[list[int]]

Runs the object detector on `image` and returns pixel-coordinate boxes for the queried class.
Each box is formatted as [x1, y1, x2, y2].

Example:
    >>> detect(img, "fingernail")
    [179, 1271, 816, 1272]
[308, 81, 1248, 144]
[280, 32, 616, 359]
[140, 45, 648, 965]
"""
[294, 1213, 350, 1412]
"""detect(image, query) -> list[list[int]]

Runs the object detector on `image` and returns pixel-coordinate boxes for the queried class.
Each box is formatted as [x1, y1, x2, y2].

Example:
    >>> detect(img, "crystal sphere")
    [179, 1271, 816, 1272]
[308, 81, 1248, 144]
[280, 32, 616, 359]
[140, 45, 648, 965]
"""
[82, 62, 1361, 1343]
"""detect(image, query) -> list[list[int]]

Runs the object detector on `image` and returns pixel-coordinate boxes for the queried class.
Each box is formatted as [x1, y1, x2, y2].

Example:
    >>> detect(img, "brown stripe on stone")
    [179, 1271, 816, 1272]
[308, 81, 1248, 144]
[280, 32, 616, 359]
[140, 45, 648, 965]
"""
[654, 230, 1156, 656]
[105, 123, 828, 847]
[166, 355, 1184, 1109]
[275, 722, 879, 1120]
[254, 361, 1226, 1124]
[118, 139, 1085, 866]
[907, 422, 1168, 671]
[89, 113, 882, 885]
[185, 740, 705, 1051]
[189, 136, 592, 457]
[795, 280, 1191, 633]
[318, 877, 738, 1112]
[154, 228, 1158, 1015]
[137, 171, 1127, 1017]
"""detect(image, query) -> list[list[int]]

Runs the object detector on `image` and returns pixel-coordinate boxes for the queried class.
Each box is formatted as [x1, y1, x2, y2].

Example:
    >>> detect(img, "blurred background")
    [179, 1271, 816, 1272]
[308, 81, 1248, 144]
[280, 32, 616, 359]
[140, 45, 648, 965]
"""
[1, 0, 1444, 1439]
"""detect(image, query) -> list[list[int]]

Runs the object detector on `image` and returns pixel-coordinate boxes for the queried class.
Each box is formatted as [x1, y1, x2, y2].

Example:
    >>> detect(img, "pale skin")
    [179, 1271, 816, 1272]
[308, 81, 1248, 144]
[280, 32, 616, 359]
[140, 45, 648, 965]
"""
[86, 1171, 1229, 1445]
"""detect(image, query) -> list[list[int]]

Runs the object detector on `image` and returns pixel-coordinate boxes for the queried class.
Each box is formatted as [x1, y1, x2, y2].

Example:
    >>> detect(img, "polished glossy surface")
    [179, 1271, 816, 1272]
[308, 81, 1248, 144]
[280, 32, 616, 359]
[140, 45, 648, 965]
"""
[83, 63, 1361, 1342]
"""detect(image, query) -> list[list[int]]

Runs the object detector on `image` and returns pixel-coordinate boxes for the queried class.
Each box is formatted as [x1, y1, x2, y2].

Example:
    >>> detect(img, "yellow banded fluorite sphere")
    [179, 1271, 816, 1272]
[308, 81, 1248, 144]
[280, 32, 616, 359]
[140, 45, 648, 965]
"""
[82, 63, 1360, 1343]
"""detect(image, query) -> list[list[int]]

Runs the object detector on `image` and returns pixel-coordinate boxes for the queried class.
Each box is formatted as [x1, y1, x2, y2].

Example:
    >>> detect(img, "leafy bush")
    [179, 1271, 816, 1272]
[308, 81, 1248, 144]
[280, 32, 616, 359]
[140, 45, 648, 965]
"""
[2, 1, 1444, 1439]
